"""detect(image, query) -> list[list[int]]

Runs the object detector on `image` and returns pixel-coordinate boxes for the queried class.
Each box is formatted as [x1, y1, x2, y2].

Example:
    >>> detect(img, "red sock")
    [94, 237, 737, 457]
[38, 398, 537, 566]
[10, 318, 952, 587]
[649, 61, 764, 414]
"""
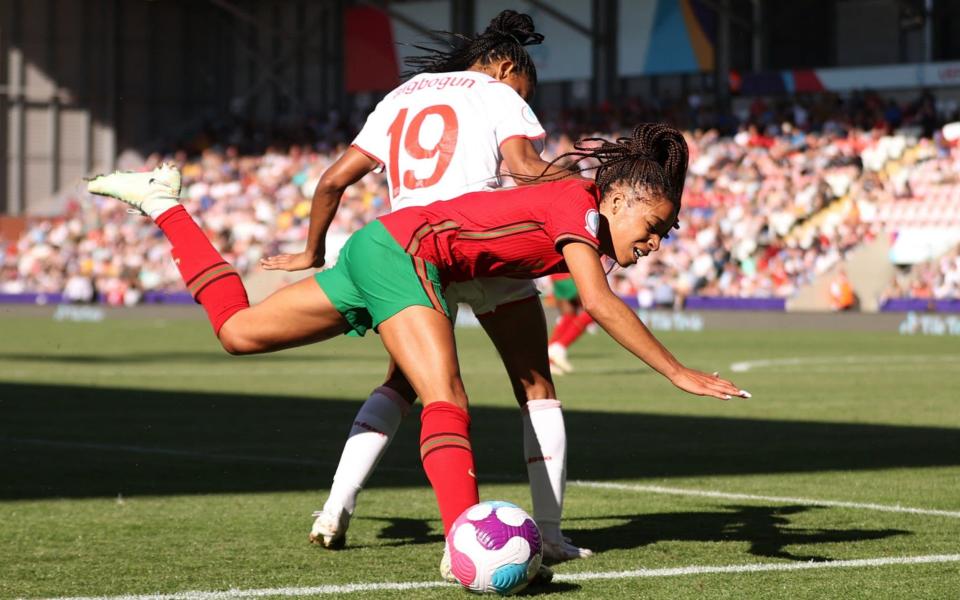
[556, 311, 593, 347]
[419, 402, 479, 535]
[548, 314, 575, 346]
[155, 206, 249, 333]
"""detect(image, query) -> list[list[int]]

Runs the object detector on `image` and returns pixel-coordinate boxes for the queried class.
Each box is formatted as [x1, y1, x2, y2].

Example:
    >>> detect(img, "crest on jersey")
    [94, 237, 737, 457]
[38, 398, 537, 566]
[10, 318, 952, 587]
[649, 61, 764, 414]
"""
[585, 209, 599, 237]
[521, 105, 540, 126]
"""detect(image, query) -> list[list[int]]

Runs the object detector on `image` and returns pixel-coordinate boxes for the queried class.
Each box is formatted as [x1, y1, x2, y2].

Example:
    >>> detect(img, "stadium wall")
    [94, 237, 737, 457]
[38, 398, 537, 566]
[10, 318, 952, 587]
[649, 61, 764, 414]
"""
[3, 303, 954, 336]
[0, 0, 344, 217]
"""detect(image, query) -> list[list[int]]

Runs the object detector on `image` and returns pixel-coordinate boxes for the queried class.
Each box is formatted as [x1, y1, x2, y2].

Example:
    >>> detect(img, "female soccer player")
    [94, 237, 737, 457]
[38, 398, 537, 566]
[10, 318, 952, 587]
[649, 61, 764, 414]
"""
[87, 123, 749, 576]
[546, 274, 593, 375]
[260, 11, 588, 562]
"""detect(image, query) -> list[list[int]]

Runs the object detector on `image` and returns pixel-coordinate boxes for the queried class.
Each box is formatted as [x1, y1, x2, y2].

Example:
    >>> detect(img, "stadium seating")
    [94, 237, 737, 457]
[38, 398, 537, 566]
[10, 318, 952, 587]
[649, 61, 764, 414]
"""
[4, 116, 960, 305]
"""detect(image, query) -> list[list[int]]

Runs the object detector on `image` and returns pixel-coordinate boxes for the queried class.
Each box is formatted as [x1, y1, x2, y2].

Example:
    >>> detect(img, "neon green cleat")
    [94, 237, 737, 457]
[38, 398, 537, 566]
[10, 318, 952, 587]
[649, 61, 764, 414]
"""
[86, 163, 182, 219]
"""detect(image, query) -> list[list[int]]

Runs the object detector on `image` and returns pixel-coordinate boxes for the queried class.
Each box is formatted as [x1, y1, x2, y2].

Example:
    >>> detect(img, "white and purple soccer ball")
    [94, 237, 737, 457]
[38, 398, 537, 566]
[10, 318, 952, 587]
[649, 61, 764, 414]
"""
[447, 500, 543, 595]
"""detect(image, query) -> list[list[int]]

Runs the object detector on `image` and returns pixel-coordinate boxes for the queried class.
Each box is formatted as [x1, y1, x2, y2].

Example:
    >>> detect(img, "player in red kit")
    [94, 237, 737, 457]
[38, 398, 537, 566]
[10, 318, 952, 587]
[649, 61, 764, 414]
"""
[87, 123, 750, 574]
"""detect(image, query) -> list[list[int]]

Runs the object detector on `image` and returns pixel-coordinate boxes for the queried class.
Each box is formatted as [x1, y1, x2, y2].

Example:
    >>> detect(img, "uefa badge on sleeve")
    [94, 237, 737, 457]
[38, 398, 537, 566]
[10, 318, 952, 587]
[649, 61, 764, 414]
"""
[585, 209, 599, 237]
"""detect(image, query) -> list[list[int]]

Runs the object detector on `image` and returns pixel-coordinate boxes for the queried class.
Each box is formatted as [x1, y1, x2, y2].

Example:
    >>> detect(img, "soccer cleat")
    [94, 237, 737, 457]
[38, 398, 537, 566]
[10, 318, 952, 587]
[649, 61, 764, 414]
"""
[86, 163, 181, 219]
[530, 563, 555, 586]
[548, 343, 574, 374]
[308, 506, 351, 550]
[439, 545, 457, 583]
[543, 537, 594, 562]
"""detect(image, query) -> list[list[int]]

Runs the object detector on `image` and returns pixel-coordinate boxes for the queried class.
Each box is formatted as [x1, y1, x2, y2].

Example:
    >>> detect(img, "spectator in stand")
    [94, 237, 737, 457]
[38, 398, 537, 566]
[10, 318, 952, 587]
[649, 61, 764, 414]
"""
[7, 87, 960, 306]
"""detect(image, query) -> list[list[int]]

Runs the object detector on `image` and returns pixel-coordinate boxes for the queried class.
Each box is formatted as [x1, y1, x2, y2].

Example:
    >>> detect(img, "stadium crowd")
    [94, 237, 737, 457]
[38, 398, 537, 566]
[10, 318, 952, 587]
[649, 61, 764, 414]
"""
[3, 91, 960, 306]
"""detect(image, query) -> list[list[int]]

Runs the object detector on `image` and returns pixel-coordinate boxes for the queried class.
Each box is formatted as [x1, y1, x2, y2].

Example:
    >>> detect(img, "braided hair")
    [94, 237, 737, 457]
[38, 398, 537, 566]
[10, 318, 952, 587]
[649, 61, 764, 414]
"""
[545, 124, 689, 211]
[403, 10, 543, 85]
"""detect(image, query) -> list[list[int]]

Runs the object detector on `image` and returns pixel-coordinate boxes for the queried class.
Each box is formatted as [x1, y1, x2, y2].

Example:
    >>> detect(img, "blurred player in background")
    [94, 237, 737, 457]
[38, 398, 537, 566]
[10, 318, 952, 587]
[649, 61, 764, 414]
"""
[259, 10, 590, 565]
[546, 274, 594, 375]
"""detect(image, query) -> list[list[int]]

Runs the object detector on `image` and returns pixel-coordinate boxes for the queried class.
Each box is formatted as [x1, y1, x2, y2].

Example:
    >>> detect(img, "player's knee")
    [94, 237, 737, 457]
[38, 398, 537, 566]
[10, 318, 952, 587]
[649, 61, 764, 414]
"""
[419, 377, 469, 408]
[218, 330, 262, 355]
[520, 376, 555, 403]
[382, 373, 417, 404]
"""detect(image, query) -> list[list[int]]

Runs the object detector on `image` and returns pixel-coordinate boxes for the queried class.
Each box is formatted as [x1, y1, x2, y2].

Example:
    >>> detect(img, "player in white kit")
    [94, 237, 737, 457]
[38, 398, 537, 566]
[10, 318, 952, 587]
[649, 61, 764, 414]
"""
[261, 10, 591, 566]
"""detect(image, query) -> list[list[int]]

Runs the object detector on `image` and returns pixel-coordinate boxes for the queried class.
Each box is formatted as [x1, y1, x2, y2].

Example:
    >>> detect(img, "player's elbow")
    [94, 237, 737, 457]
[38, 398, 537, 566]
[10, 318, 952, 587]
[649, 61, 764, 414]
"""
[314, 174, 342, 195]
[580, 292, 615, 324]
[513, 159, 550, 184]
[217, 330, 263, 356]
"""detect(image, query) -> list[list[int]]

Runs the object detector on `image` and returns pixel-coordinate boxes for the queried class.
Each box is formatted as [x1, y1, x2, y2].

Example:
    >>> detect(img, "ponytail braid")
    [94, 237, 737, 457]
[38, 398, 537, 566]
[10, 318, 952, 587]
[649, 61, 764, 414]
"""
[539, 123, 689, 210]
[403, 10, 542, 84]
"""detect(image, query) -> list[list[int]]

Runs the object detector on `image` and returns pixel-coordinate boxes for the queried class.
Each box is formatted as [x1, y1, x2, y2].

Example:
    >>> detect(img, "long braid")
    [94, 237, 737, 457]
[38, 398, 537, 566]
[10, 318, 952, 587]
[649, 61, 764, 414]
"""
[403, 10, 543, 84]
[538, 124, 689, 210]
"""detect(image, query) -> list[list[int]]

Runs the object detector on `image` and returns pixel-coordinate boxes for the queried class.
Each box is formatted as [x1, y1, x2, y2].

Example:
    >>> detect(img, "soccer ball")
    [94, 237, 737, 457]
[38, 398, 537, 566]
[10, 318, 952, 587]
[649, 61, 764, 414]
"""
[447, 500, 543, 595]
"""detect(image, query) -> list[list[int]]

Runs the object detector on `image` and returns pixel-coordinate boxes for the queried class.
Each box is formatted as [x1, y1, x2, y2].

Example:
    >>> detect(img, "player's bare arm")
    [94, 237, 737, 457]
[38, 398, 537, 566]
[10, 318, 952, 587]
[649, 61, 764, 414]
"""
[562, 241, 745, 401]
[501, 137, 581, 184]
[260, 147, 378, 272]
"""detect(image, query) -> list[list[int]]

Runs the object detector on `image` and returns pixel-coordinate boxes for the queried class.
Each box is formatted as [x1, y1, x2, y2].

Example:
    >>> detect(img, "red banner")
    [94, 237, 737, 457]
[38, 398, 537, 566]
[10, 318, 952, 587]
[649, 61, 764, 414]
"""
[345, 6, 400, 93]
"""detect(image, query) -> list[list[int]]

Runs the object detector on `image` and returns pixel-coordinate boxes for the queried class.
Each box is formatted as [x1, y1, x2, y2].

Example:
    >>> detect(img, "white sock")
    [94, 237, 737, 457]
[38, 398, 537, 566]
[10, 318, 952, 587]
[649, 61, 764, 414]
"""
[522, 399, 566, 543]
[324, 386, 409, 515]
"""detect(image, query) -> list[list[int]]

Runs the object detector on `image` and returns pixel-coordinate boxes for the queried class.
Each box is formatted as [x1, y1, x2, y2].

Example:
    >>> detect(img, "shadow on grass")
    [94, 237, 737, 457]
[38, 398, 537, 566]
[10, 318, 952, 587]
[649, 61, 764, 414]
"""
[355, 505, 907, 563]
[1, 382, 959, 500]
[566, 505, 909, 562]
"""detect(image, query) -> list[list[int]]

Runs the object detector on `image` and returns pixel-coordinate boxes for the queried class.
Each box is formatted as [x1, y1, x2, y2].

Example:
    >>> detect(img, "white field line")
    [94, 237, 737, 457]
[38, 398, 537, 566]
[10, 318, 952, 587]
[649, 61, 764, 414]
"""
[37, 554, 960, 600]
[572, 480, 960, 519]
[728, 354, 960, 373]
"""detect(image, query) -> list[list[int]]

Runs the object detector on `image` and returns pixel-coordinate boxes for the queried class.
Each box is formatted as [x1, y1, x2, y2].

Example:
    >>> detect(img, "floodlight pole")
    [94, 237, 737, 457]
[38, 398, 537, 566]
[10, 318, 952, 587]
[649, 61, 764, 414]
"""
[591, 0, 618, 107]
[714, 0, 731, 114]
[451, 0, 474, 37]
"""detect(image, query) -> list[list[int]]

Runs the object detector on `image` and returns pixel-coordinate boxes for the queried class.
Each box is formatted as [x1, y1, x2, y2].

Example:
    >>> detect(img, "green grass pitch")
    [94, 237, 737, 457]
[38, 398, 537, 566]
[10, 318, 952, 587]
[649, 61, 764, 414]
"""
[1, 313, 958, 599]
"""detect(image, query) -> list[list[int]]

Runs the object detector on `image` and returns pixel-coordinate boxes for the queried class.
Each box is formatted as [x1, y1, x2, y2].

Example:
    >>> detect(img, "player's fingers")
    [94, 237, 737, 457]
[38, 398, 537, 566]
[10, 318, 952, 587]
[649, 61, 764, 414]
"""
[260, 255, 289, 268]
[703, 377, 740, 398]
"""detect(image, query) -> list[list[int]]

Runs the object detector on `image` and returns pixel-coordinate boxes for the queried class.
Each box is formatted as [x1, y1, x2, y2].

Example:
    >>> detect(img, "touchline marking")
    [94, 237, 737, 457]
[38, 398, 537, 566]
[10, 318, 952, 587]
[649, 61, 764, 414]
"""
[572, 481, 960, 518]
[556, 553, 960, 582]
[38, 554, 960, 600]
[729, 354, 960, 373]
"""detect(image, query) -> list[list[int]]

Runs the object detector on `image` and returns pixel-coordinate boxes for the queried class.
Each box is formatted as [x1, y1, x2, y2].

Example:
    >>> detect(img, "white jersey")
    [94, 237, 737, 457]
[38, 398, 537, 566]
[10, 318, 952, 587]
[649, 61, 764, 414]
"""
[352, 71, 545, 211]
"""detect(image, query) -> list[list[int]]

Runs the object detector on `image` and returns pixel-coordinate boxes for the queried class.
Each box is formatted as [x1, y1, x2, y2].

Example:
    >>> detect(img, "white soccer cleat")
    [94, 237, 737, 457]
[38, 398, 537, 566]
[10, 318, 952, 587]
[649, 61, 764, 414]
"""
[548, 343, 574, 374]
[308, 506, 351, 550]
[542, 537, 594, 562]
[439, 544, 457, 583]
[86, 163, 181, 219]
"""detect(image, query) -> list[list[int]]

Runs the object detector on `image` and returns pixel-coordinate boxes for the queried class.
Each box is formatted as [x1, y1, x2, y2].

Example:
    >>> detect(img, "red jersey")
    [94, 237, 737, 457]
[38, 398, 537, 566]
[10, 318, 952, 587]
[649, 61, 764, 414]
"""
[379, 179, 602, 282]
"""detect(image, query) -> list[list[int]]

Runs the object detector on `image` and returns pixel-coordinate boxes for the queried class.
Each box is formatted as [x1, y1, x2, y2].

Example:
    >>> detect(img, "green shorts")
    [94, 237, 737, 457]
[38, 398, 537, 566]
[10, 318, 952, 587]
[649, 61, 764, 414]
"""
[315, 220, 449, 336]
[552, 277, 579, 301]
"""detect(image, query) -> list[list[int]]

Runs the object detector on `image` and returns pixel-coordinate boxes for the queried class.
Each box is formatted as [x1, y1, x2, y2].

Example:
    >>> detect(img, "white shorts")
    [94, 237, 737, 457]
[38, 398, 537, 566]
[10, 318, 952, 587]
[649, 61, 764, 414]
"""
[444, 277, 539, 321]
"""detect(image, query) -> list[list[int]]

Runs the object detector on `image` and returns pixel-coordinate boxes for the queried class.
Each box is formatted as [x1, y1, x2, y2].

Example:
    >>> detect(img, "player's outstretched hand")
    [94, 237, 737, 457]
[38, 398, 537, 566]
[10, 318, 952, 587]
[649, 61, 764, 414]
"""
[669, 367, 751, 401]
[260, 251, 324, 272]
